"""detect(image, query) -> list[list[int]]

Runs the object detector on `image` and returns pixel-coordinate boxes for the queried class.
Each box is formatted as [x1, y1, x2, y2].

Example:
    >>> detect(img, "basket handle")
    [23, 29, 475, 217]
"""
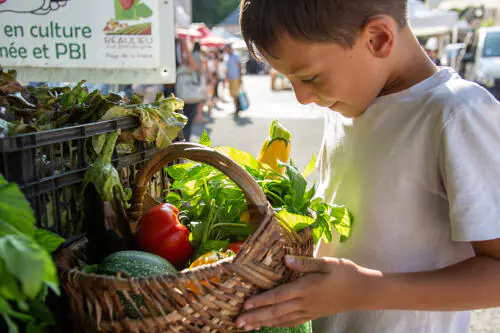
[130, 142, 270, 229]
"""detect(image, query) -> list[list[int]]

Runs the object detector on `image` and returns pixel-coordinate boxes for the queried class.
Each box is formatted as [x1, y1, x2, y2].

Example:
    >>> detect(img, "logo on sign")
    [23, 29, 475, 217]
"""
[0, 0, 69, 15]
[103, 0, 152, 36]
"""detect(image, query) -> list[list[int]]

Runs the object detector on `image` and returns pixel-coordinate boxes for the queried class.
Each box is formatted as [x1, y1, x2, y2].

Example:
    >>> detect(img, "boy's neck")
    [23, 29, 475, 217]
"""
[379, 27, 438, 97]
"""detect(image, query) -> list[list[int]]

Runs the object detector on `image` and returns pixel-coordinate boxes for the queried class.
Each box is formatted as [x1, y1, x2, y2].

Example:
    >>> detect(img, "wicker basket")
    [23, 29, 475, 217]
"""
[55, 142, 314, 333]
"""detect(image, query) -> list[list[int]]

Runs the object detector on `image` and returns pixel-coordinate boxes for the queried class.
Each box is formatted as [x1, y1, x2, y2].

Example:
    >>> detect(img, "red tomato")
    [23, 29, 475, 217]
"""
[227, 241, 245, 254]
[136, 203, 193, 269]
[118, 0, 134, 10]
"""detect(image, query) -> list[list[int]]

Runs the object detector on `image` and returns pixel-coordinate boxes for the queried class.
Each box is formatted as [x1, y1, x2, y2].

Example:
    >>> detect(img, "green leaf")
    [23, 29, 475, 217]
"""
[280, 162, 307, 213]
[0, 235, 58, 299]
[59, 80, 87, 110]
[100, 106, 135, 121]
[0, 297, 20, 333]
[34, 229, 65, 253]
[0, 175, 35, 236]
[166, 162, 195, 181]
[0, 260, 25, 301]
[301, 154, 317, 179]
[165, 192, 182, 207]
[215, 146, 260, 170]
[29, 299, 55, 326]
[330, 206, 352, 242]
[199, 130, 212, 147]
[277, 210, 315, 232]
[91, 134, 107, 155]
[0, 220, 23, 237]
[196, 240, 230, 257]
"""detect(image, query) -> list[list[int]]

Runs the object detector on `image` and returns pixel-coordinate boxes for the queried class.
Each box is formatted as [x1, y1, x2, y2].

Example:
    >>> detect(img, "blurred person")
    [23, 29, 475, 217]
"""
[191, 42, 208, 124]
[425, 37, 441, 66]
[237, 1, 500, 333]
[217, 49, 229, 102]
[178, 39, 203, 141]
[224, 43, 243, 115]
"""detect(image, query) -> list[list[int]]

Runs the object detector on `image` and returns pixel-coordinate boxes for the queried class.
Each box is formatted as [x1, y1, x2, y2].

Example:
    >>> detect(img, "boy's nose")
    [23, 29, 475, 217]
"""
[292, 84, 318, 105]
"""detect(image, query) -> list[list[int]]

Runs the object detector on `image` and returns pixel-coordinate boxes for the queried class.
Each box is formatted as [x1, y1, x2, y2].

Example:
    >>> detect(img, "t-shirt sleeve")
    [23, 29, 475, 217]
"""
[440, 99, 500, 242]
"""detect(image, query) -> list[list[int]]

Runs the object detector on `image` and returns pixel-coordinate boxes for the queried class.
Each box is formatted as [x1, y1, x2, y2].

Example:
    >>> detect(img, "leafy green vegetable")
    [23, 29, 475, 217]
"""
[199, 130, 212, 147]
[0, 68, 186, 143]
[0, 173, 65, 333]
[83, 131, 132, 208]
[165, 137, 352, 262]
[101, 95, 187, 149]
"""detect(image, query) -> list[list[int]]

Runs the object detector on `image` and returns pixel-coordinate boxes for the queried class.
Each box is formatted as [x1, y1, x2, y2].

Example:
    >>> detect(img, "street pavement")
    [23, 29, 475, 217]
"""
[192, 75, 499, 333]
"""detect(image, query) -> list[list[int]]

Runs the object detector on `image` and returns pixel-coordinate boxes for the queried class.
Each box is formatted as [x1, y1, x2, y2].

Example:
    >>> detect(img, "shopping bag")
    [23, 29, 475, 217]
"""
[238, 85, 250, 111]
[175, 65, 206, 104]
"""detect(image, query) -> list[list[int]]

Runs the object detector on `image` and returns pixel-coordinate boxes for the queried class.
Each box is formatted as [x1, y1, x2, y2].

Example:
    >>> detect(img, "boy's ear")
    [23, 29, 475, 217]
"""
[362, 15, 397, 59]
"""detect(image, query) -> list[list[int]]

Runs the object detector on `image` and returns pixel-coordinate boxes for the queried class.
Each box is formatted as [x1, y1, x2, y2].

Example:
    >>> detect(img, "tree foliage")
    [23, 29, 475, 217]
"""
[192, 0, 240, 27]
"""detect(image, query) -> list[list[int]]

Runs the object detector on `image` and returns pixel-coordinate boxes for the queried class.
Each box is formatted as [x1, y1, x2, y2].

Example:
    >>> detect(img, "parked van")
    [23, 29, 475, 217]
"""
[462, 26, 500, 99]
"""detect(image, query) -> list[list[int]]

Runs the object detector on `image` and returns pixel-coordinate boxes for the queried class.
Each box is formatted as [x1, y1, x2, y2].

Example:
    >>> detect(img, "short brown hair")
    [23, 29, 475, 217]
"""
[240, 0, 408, 58]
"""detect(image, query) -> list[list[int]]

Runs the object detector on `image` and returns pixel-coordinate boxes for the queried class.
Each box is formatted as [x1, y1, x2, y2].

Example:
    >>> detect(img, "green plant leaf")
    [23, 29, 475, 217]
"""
[0, 175, 35, 237]
[330, 206, 352, 242]
[280, 162, 307, 213]
[166, 162, 195, 181]
[301, 154, 317, 179]
[199, 130, 212, 147]
[34, 229, 65, 253]
[0, 297, 20, 333]
[277, 209, 315, 232]
[0, 260, 25, 301]
[29, 299, 55, 326]
[0, 235, 58, 299]
[215, 146, 260, 170]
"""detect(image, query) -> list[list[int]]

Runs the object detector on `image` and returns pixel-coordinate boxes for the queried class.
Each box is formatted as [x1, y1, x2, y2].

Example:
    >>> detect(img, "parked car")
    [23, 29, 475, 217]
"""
[462, 26, 500, 99]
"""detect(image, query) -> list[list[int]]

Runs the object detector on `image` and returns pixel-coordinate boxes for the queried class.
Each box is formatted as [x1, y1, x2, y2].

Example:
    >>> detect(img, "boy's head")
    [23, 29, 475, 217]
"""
[240, 0, 411, 117]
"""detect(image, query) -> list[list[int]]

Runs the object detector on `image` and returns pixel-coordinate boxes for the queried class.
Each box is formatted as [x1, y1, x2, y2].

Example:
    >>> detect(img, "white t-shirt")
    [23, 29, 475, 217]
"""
[313, 68, 500, 333]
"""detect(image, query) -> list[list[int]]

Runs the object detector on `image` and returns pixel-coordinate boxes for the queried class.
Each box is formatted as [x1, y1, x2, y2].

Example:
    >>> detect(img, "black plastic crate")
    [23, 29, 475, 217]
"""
[0, 117, 171, 238]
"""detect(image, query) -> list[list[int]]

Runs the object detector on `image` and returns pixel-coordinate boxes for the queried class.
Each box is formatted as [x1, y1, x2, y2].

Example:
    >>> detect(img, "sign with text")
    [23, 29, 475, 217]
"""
[0, 0, 176, 84]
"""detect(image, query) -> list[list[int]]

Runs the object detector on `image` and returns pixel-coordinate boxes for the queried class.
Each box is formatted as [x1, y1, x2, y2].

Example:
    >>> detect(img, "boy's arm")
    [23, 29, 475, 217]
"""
[235, 239, 500, 330]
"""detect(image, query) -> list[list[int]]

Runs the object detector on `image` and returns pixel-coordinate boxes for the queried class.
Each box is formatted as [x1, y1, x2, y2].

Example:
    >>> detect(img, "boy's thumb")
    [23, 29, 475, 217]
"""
[284, 255, 331, 273]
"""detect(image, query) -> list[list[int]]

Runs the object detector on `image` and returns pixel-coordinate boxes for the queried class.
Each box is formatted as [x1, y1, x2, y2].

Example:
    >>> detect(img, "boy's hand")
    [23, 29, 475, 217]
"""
[236, 255, 378, 330]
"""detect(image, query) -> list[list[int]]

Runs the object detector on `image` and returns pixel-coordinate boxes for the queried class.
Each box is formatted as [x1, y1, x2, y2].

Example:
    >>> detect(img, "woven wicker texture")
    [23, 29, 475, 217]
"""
[56, 142, 314, 333]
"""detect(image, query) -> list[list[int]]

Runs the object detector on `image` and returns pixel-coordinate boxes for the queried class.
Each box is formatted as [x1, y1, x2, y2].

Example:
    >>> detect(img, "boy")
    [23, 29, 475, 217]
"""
[236, 1, 500, 333]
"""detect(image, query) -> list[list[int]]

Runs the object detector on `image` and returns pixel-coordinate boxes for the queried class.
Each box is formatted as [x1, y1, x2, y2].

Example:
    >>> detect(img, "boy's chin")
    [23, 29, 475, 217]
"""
[328, 102, 363, 118]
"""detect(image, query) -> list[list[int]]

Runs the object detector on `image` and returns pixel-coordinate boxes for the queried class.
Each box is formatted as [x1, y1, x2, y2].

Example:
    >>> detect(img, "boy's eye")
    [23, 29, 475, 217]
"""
[301, 75, 318, 83]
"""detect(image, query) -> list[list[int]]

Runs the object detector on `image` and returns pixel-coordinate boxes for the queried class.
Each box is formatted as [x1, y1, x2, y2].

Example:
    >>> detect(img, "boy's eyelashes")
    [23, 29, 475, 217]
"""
[300, 75, 318, 83]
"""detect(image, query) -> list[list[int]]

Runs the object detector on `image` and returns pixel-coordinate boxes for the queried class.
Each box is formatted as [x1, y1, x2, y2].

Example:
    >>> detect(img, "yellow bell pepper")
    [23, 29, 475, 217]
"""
[189, 251, 228, 269]
[257, 119, 292, 174]
[186, 251, 229, 294]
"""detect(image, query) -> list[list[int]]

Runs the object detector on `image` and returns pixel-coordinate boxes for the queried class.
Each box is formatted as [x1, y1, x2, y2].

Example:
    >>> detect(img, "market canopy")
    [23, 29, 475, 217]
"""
[438, 0, 500, 10]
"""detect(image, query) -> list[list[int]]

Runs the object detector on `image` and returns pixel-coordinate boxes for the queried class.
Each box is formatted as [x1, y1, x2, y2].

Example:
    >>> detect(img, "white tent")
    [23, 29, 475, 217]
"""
[438, 0, 500, 10]
[408, 0, 459, 36]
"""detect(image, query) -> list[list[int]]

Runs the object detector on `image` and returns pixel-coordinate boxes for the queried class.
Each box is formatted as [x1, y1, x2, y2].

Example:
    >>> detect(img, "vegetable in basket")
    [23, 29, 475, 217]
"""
[257, 119, 292, 174]
[136, 203, 194, 269]
[82, 131, 136, 263]
[164, 129, 352, 262]
[96, 250, 177, 318]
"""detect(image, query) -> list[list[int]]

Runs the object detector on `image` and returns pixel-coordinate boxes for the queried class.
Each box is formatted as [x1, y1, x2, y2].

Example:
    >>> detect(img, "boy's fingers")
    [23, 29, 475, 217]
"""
[236, 299, 302, 329]
[242, 281, 301, 311]
[285, 255, 333, 273]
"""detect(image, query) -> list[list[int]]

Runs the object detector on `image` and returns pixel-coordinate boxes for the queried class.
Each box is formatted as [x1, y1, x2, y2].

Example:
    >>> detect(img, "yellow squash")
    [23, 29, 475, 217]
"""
[257, 119, 292, 174]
